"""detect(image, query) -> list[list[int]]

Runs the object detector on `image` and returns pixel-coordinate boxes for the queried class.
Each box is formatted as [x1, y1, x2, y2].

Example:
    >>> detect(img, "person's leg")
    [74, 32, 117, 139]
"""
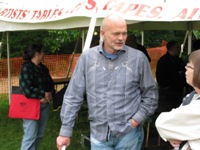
[20, 119, 38, 150]
[115, 125, 144, 150]
[90, 136, 114, 150]
[35, 103, 50, 149]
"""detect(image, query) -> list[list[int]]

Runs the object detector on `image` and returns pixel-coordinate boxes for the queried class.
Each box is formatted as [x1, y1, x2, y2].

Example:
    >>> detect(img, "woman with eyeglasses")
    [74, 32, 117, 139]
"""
[156, 49, 200, 150]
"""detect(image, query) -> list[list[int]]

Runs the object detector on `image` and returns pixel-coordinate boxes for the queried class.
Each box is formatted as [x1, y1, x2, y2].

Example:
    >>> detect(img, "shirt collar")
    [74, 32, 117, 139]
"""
[98, 42, 126, 60]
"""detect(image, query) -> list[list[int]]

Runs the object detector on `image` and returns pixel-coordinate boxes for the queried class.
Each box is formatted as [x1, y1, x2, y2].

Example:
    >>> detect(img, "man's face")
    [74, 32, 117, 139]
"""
[101, 22, 127, 54]
[38, 50, 44, 62]
[174, 44, 181, 56]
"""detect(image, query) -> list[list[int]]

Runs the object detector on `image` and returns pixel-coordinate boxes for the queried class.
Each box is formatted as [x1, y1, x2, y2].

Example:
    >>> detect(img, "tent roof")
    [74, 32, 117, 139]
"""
[0, 0, 200, 31]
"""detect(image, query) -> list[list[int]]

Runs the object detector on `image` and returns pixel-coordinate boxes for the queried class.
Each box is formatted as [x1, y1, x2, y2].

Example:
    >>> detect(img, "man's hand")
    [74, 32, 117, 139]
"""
[57, 136, 70, 150]
[131, 118, 138, 127]
[45, 92, 52, 102]
[169, 139, 182, 148]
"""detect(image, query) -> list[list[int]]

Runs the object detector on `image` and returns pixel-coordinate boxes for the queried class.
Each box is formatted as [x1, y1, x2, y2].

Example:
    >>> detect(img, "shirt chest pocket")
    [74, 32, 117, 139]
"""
[115, 64, 139, 88]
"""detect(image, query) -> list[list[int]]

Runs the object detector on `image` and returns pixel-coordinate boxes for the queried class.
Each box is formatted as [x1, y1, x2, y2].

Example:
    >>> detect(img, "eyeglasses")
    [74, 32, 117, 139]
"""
[185, 63, 194, 70]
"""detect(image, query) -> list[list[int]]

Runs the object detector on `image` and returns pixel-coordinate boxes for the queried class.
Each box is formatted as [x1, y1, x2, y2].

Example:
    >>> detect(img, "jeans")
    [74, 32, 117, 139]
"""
[91, 125, 144, 150]
[21, 103, 49, 150]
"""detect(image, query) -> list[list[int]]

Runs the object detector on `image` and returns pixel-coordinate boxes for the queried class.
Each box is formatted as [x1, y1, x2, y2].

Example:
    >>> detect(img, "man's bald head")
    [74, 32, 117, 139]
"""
[101, 14, 127, 31]
[100, 14, 127, 54]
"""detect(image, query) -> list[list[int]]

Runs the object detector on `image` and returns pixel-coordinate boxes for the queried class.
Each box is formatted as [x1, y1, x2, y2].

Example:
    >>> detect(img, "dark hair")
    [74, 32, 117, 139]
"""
[23, 43, 43, 60]
[125, 34, 137, 47]
[189, 49, 200, 88]
[193, 39, 200, 50]
[166, 40, 178, 51]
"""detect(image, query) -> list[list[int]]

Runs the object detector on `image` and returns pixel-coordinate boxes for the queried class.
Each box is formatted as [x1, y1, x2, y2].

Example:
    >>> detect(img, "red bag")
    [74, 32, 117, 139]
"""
[8, 86, 40, 120]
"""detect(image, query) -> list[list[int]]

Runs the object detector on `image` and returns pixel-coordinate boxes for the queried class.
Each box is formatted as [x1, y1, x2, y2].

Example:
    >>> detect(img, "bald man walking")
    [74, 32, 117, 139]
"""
[56, 14, 158, 150]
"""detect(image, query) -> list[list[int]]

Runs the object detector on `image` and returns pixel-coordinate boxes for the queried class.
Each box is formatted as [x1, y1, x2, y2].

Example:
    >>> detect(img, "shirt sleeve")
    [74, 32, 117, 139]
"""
[133, 53, 158, 124]
[59, 54, 85, 137]
[155, 100, 200, 141]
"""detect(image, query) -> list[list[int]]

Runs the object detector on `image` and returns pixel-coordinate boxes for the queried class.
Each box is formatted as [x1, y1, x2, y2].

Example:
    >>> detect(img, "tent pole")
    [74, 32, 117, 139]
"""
[82, 31, 85, 52]
[141, 31, 144, 46]
[187, 30, 192, 54]
[6, 32, 11, 104]
[83, 17, 96, 51]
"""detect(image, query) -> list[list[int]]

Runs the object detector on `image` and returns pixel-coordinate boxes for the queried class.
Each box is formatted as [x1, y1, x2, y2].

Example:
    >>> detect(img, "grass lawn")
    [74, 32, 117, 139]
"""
[0, 96, 90, 150]
[0, 95, 170, 150]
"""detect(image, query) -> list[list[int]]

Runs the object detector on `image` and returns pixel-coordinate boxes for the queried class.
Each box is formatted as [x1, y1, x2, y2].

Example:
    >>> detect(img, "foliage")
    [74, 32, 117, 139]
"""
[0, 29, 82, 58]
[43, 30, 82, 54]
[193, 30, 200, 39]
[1, 29, 200, 58]
[138, 30, 186, 48]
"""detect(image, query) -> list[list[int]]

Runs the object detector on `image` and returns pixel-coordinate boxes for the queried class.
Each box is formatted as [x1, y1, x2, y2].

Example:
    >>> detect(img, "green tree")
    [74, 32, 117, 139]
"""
[0, 29, 82, 58]
[193, 30, 200, 39]
[1, 30, 200, 58]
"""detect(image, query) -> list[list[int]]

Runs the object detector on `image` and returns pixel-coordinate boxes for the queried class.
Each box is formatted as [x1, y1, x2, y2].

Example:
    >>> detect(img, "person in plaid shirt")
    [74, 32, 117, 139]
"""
[19, 43, 55, 150]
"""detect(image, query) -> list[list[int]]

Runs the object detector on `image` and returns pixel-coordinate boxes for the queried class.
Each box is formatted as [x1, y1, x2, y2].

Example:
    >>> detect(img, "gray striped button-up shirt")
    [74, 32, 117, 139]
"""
[59, 43, 158, 142]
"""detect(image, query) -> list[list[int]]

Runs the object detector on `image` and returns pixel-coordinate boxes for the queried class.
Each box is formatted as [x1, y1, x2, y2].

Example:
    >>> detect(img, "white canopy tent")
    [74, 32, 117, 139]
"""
[1, 0, 200, 52]
[1, 0, 200, 99]
[1, 0, 200, 49]
[0, 0, 200, 29]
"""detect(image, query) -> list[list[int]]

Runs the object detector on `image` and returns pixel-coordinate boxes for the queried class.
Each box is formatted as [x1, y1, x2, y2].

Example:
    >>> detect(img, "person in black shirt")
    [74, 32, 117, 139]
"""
[19, 43, 55, 150]
[126, 33, 151, 62]
[156, 40, 187, 113]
